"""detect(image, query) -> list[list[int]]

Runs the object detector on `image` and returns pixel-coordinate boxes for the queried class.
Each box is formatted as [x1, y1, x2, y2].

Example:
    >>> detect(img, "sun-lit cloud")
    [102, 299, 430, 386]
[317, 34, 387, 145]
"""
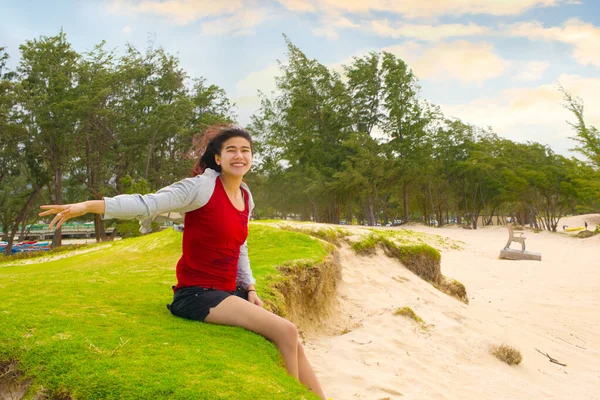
[439, 74, 600, 154]
[276, 0, 567, 19]
[312, 14, 360, 39]
[277, 0, 317, 12]
[507, 18, 600, 67]
[384, 40, 511, 84]
[371, 20, 490, 41]
[514, 61, 550, 81]
[105, 0, 244, 25]
[236, 64, 281, 97]
[200, 8, 269, 36]
[233, 63, 283, 121]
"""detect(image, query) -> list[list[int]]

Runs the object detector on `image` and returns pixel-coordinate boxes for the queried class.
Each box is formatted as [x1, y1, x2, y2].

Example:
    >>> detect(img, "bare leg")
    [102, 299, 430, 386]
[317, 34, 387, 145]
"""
[205, 296, 326, 398]
[205, 296, 300, 376]
[298, 342, 326, 399]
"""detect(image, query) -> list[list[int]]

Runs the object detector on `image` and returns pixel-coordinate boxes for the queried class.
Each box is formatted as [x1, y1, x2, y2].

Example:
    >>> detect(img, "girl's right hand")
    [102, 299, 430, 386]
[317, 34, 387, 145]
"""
[39, 202, 89, 229]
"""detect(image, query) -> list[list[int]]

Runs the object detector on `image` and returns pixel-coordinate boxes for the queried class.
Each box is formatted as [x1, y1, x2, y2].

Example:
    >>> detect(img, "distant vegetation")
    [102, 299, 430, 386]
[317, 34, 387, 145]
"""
[2, 32, 600, 255]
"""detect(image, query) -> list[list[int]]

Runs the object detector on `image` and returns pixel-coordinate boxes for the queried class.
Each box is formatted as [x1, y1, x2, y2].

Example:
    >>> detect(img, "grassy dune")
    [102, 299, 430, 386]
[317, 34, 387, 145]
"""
[0, 225, 326, 399]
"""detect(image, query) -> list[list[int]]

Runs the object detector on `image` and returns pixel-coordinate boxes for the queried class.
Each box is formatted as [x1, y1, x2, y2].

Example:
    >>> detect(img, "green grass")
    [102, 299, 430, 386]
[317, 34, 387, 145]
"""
[350, 234, 379, 255]
[0, 224, 327, 399]
[349, 233, 442, 283]
[394, 307, 426, 327]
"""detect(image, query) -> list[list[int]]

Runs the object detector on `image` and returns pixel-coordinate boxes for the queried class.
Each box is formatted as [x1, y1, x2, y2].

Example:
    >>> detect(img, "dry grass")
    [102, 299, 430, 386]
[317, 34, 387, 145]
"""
[394, 307, 425, 326]
[272, 250, 342, 333]
[438, 277, 469, 304]
[576, 230, 596, 238]
[0, 359, 33, 400]
[491, 344, 523, 365]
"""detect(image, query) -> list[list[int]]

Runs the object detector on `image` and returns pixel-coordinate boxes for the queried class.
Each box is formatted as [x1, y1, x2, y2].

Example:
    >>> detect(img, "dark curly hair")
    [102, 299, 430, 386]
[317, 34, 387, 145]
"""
[191, 124, 254, 176]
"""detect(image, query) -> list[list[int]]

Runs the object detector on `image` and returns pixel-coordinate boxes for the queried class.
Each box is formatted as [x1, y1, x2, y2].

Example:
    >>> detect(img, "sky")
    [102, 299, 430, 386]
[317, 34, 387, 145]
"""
[1, 0, 599, 157]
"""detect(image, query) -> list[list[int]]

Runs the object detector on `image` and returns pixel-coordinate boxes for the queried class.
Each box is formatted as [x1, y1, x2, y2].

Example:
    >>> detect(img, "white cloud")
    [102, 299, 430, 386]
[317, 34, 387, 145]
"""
[514, 61, 550, 81]
[122, 25, 133, 33]
[233, 63, 282, 122]
[507, 18, 600, 67]
[384, 40, 511, 84]
[313, 25, 340, 39]
[277, 0, 316, 12]
[106, 0, 244, 25]
[277, 0, 565, 19]
[371, 20, 490, 41]
[439, 74, 600, 155]
[312, 14, 360, 39]
[200, 8, 269, 36]
[236, 64, 281, 97]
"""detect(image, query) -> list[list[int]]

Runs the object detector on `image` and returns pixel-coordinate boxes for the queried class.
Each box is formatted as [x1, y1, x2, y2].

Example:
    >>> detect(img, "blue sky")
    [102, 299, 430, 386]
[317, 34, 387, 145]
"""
[1, 0, 599, 157]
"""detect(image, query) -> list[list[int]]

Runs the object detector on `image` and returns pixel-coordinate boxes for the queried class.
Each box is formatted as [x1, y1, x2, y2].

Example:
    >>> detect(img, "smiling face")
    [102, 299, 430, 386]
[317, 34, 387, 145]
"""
[215, 136, 253, 178]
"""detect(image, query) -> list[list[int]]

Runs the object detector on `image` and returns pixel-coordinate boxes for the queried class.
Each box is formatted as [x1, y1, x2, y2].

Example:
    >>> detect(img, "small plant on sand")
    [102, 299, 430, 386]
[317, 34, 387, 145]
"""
[351, 233, 470, 303]
[437, 277, 469, 304]
[350, 234, 380, 255]
[491, 344, 522, 365]
[394, 307, 425, 327]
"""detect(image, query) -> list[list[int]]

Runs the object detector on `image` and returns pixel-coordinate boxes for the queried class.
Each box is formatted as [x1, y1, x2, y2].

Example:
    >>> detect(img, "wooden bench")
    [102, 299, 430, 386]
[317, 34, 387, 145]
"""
[504, 224, 526, 251]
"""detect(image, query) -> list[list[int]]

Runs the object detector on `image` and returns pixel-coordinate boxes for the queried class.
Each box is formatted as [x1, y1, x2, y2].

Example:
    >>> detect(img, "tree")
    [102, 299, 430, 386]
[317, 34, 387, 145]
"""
[253, 36, 352, 223]
[0, 47, 49, 254]
[380, 52, 429, 222]
[17, 31, 79, 247]
[561, 86, 600, 168]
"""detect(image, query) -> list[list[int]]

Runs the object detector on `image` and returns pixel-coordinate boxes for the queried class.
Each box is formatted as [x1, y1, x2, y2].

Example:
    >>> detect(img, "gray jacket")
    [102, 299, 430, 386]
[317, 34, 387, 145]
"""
[102, 168, 256, 289]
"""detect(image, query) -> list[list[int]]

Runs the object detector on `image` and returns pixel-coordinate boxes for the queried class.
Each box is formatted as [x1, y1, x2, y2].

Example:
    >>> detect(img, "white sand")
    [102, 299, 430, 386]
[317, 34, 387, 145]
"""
[303, 214, 600, 400]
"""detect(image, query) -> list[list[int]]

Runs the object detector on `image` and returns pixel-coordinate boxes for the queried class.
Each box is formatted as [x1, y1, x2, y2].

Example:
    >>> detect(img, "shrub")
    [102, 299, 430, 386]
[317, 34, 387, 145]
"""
[491, 344, 522, 365]
[438, 278, 469, 304]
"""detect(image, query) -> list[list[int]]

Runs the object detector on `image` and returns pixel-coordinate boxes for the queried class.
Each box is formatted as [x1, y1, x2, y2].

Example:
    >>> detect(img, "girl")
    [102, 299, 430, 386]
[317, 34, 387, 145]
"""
[39, 125, 326, 399]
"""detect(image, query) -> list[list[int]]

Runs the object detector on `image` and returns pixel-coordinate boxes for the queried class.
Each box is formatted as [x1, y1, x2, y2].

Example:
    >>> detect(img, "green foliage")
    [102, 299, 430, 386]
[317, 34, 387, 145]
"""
[2, 32, 234, 247]
[561, 86, 600, 169]
[0, 226, 326, 399]
[2, 31, 599, 253]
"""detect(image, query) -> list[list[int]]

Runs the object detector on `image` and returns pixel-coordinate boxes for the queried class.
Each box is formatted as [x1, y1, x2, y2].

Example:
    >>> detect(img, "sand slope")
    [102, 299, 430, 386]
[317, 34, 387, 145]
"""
[304, 215, 600, 400]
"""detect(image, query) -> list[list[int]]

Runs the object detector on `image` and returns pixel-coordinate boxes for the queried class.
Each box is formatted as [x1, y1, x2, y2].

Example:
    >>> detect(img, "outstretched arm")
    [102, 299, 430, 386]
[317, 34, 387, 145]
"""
[39, 175, 215, 230]
[39, 200, 105, 229]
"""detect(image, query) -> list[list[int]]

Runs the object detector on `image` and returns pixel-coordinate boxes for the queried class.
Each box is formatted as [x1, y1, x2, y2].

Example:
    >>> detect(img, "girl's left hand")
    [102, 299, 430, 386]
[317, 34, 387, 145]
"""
[248, 291, 263, 307]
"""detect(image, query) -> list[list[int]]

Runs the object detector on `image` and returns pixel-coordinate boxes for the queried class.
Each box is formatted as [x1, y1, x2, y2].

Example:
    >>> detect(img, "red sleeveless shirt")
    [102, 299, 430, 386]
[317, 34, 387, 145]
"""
[174, 178, 249, 292]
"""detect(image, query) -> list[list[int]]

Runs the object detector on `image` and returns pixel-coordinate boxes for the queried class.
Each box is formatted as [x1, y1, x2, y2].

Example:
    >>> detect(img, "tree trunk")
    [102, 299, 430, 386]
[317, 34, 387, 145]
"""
[94, 214, 107, 242]
[4, 189, 41, 255]
[403, 183, 409, 222]
[363, 196, 375, 226]
[51, 168, 63, 248]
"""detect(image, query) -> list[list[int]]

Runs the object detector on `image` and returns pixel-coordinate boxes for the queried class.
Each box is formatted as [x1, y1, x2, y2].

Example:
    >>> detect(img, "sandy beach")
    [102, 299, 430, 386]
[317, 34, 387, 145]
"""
[303, 215, 600, 400]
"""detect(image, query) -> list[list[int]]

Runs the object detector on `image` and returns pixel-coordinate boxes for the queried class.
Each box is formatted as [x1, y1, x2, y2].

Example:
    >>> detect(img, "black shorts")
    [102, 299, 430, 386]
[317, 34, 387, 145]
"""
[167, 286, 249, 322]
